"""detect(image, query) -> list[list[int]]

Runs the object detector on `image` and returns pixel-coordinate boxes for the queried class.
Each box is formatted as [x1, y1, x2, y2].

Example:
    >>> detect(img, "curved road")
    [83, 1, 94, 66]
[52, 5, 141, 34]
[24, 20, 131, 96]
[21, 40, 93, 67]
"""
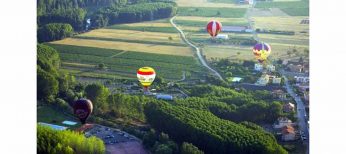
[170, 16, 224, 81]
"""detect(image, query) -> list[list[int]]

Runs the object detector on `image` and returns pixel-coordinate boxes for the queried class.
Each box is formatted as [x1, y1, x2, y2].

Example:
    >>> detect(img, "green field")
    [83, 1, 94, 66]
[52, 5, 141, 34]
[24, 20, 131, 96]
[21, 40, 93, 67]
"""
[37, 105, 81, 129]
[107, 25, 180, 33]
[48, 44, 205, 80]
[255, 1, 308, 9]
[255, 0, 309, 16]
[178, 7, 247, 18]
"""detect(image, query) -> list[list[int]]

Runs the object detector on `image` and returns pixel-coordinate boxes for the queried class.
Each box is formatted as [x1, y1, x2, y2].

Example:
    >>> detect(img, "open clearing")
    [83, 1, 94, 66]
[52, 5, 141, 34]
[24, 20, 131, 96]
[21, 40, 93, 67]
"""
[51, 38, 193, 56]
[78, 29, 184, 45]
[253, 16, 309, 33]
[175, 0, 247, 8]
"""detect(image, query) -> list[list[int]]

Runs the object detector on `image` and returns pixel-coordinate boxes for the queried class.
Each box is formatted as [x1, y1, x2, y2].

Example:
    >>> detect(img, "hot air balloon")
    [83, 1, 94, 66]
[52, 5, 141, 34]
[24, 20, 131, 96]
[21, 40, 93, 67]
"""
[73, 99, 93, 124]
[253, 42, 271, 63]
[206, 20, 222, 38]
[137, 67, 156, 93]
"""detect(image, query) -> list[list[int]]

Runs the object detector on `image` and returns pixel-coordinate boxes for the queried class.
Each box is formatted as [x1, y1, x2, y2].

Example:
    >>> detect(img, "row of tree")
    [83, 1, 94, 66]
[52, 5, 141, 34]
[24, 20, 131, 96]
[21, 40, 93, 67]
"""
[37, 125, 105, 154]
[186, 85, 294, 123]
[144, 101, 288, 154]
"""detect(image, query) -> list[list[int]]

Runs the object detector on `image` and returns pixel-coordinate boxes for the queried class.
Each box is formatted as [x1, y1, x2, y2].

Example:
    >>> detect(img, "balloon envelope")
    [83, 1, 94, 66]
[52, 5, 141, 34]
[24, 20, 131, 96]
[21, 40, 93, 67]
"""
[73, 99, 93, 124]
[137, 67, 156, 87]
[206, 20, 222, 37]
[253, 42, 271, 63]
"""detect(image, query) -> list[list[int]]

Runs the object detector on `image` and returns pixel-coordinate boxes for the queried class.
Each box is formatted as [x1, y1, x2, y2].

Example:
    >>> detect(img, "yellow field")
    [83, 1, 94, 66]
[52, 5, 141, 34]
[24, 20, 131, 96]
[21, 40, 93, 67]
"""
[79, 29, 184, 44]
[176, 16, 248, 23]
[176, 0, 247, 8]
[252, 16, 309, 33]
[121, 22, 172, 27]
[52, 38, 193, 56]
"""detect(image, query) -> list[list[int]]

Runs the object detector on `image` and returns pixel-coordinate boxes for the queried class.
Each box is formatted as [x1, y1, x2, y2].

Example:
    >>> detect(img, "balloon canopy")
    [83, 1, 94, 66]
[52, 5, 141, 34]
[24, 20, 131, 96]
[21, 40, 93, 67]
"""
[252, 42, 271, 63]
[73, 99, 93, 124]
[206, 20, 222, 37]
[137, 67, 156, 88]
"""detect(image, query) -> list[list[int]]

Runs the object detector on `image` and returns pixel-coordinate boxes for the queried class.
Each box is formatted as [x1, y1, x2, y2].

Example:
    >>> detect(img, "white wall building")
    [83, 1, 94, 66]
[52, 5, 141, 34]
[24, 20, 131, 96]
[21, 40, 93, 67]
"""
[254, 63, 263, 71]
[294, 76, 309, 83]
[266, 64, 275, 72]
[272, 77, 282, 84]
[216, 34, 229, 39]
[273, 117, 293, 129]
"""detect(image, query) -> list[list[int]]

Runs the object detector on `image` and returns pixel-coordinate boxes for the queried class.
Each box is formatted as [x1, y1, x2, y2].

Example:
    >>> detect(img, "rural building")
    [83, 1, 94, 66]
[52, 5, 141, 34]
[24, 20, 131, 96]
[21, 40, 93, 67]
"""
[216, 34, 229, 39]
[256, 74, 270, 86]
[281, 125, 296, 141]
[38, 122, 68, 131]
[273, 117, 293, 129]
[222, 26, 251, 32]
[272, 77, 282, 84]
[283, 102, 295, 113]
[272, 89, 286, 100]
[239, 0, 253, 5]
[156, 94, 173, 101]
[232, 77, 243, 82]
[266, 65, 275, 72]
[287, 64, 304, 72]
[254, 63, 263, 71]
[294, 76, 309, 83]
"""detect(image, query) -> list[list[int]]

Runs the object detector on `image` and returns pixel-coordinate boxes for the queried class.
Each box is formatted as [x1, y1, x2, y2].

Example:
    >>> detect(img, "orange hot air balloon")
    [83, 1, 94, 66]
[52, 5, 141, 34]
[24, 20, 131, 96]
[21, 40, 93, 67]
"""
[206, 20, 222, 38]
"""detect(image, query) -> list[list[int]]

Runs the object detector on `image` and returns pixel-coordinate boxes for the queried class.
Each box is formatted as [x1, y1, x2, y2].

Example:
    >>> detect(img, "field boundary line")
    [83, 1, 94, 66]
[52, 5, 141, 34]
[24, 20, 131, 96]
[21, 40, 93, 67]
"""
[110, 50, 129, 58]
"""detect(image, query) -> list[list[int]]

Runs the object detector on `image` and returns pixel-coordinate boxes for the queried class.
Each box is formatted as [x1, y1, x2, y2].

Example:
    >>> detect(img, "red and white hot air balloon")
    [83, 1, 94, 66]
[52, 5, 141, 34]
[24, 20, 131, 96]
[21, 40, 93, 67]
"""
[206, 20, 222, 38]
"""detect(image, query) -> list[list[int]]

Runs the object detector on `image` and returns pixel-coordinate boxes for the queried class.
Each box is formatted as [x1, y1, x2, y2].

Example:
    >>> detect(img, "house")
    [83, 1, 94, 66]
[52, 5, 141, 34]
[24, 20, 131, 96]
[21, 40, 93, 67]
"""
[222, 26, 251, 32]
[272, 77, 282, 84]
[294, 76, 309, 83]
[216, 34, 229, 39]
[281, 125, 296, 141]
[254, 63, 263, 71]
[272, 90, 286, 100]
[256, 74, 269, 86]
[273, 117, 292, 129]
[266, 64, 275, 72]
[232, 77, 243, 82]
[283, 102, 295, 113]
[287, 64, 304, 72]
[156, 94, 173, 101]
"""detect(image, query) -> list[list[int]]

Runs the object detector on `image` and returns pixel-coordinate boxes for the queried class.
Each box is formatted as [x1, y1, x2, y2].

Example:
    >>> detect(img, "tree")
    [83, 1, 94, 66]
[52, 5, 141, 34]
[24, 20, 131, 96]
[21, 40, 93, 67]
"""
[37, 67, 59, 102]
[37, 23, 74, 42]
[84, 83, 110, 110]
[154, 144, 173, 154]
[98, 63, 106, 69]
[168, 36, 173, 41]
[181, 142, 204, 154]
[304, 48, 309, 56]
[216, 11, 221, 16]
[287, 50, 292, 57]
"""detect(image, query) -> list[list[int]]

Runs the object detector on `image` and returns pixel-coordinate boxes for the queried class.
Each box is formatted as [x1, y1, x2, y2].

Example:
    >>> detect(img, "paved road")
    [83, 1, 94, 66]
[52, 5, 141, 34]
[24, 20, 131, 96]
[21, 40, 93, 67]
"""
[280, 70, 309, 153]
[170, 16, 224, 81]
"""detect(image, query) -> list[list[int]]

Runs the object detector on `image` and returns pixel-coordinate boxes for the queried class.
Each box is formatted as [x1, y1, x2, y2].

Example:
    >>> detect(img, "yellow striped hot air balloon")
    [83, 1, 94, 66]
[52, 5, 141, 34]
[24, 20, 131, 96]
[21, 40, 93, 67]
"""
[137, 67, 156, 92]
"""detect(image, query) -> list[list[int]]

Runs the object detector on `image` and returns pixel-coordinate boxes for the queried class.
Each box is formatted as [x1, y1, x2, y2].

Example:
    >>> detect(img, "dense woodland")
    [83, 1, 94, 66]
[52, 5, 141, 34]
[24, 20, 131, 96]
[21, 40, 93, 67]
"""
[144, 101, 287, 154]
[37, 125, 105, 154]
[37, 0, 177, 42]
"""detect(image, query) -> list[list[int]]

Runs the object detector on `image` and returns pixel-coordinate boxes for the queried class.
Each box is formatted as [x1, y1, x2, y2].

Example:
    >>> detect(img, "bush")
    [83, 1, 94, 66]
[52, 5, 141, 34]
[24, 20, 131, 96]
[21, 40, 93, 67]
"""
[38, 23, 74, 42]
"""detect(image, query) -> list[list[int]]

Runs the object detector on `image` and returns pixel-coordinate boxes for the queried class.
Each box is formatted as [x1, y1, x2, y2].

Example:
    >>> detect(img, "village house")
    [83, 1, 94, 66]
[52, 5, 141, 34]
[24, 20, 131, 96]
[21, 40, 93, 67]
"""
[287, 64, 305, 72]
[294, 76, 309, 83]
[272, 77, 282, 84]
[216, 34, 229, 40]
[283, 102, 295, 113]
[256, 74, 270, 86]
[273, 117, 293, 129]
[281, 125, 296, 141]
[254, 63, 263, 71]
[222, 26, 252, 33]
[272, 90, 287, 100]
[266, 64, 275, 72]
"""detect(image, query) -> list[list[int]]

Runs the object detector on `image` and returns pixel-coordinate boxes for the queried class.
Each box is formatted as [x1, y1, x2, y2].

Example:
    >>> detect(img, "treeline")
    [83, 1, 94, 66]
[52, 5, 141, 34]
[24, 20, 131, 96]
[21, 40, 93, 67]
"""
[37, 125, 105, 154]
[91, 2, 177, 28]
[37, 0, 177, 42]
[37, 23, 74, 42]
[186, 85, 295, 123]
[144, 101, 287, 154]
